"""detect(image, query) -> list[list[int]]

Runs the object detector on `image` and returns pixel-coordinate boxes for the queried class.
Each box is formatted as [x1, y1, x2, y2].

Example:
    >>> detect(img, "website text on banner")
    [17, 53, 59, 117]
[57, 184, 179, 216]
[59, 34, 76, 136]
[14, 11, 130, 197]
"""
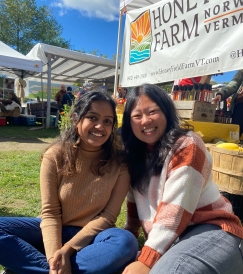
[119, 0, 243, 87]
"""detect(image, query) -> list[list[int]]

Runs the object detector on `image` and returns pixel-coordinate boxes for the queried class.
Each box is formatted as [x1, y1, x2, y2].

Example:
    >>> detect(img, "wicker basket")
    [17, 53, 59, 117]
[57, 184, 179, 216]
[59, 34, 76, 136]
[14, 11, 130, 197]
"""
[210, 146, 243, 195]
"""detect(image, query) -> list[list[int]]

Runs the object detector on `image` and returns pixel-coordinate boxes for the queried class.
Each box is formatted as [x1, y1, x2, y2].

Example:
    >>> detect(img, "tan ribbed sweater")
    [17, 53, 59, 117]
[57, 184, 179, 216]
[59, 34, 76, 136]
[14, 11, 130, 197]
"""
[40, 145, 130, 260]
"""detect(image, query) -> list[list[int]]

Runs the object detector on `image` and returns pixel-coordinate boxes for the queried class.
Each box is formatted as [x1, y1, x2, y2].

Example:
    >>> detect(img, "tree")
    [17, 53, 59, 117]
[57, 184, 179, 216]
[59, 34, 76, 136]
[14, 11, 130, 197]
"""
[0, 0, 71, 54]
[210, 80, 218, 86]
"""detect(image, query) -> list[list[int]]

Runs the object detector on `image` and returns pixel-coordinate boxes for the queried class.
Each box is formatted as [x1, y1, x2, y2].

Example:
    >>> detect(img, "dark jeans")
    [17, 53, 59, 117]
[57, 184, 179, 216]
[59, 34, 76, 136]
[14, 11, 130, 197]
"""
[0, 217, 138, 274]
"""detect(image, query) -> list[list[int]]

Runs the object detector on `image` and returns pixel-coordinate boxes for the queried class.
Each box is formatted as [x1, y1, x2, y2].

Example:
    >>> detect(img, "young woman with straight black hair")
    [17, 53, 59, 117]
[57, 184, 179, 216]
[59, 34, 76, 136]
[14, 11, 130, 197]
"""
[121, 84, 243, 274]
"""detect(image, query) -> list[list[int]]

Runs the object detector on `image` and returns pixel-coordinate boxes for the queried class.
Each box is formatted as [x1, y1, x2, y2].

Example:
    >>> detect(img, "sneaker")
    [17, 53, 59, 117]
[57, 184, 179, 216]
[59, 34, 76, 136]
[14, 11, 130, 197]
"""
[0, 269, 14, 274]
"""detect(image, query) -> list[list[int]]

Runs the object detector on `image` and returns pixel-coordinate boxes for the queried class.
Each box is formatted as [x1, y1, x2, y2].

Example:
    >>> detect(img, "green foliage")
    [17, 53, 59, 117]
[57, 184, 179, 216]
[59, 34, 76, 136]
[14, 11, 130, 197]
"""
[58, 104, 73, 132]
[0, 0, 71, 54]
[210, 80, 218, 85]
[158, 81, 174, 94]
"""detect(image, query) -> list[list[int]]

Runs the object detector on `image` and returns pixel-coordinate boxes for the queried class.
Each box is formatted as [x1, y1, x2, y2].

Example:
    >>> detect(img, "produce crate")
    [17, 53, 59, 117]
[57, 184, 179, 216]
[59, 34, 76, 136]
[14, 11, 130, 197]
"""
[20, 114, 36, 126]
[174, 100, 216, 122]
[0, 117, 6, 126]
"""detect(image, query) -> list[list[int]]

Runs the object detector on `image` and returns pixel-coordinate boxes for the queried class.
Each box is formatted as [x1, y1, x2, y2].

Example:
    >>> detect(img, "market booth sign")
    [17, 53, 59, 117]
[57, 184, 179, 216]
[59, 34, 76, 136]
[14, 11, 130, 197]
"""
[119, 0, 243, 87]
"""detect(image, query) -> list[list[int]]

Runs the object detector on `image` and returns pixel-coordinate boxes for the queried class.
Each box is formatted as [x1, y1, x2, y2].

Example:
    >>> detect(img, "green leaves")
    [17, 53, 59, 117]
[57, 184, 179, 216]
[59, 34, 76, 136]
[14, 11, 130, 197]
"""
[0, 0, 71, 54]
[58, 104, 73, 132]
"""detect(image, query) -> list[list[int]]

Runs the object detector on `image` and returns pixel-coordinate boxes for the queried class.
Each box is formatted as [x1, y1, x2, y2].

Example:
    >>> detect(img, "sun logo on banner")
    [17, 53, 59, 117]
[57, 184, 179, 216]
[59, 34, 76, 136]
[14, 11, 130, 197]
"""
[130, 10, 152, 65]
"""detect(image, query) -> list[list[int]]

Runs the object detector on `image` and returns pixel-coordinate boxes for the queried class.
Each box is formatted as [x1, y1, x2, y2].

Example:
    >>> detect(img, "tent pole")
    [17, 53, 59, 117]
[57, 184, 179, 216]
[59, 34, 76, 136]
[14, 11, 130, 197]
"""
[114, 11, 123, 97]
[46, 53, 51, 129]
[41, 72, 44, 129]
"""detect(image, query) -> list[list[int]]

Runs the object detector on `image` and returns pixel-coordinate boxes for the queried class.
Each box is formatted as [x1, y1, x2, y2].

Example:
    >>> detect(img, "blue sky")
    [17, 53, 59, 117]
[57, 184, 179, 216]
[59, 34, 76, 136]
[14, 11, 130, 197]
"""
[35, 0, 237, 84]
[36, 0, 122, 59]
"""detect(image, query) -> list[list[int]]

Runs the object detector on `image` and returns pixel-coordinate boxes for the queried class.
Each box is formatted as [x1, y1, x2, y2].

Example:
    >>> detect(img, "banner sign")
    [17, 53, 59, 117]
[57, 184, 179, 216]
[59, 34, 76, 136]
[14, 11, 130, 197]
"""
[119, 0, 243, 87]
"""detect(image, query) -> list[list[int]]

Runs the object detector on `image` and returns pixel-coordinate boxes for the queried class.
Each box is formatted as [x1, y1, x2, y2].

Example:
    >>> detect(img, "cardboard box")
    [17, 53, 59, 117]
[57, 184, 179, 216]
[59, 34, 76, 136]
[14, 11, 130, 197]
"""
[174, 100, 216, 122]
[0, 117, 6, 126]
[20, 114, 36, 126]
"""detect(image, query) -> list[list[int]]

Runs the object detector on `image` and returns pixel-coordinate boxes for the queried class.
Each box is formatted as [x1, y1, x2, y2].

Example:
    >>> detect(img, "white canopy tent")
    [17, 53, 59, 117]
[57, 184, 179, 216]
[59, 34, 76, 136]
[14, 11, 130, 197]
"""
[120, 0, 160, 12]
[0, 41, 42, 79]
[27, 43, 118, 128]
[27, 43, 117, 83]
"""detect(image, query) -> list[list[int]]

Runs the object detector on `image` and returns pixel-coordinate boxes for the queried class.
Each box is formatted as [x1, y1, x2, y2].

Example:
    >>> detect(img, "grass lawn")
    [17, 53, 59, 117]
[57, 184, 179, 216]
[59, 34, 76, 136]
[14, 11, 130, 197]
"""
[0, 125, 60, 140]
[0, 126, 145, 271]
[0, 151, 42, 217]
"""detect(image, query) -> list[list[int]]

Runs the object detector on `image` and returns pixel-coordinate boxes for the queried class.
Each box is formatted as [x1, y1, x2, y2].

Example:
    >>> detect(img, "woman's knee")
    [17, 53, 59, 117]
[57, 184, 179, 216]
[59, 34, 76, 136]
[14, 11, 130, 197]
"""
[150, 227, 243, 274]
[112, 228, 138, 246]
[98, 228, 138, 258]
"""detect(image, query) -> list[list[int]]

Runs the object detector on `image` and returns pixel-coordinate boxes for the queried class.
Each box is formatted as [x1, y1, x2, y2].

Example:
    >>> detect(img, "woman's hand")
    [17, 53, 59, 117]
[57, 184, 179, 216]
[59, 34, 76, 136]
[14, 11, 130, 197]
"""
[122, 261, 150, 274]
[49, 245, 75, 274]
[211, 94, 222, 104]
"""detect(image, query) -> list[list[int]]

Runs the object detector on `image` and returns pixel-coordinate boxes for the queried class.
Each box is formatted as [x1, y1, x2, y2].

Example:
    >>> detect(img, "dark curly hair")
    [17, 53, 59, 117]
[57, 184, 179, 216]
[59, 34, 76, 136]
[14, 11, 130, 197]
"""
[43, 90, 119, 176]
[121, 84, 192, 193]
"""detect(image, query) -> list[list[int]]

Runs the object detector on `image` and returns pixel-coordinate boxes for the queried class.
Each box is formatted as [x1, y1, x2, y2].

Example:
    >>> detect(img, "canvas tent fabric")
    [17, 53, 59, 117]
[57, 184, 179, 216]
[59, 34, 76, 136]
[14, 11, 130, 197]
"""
[0, 41, 42, 78]
[120, 0, 160, 11]
[26, 43, 118, 128]
[27, 43, 117, 84]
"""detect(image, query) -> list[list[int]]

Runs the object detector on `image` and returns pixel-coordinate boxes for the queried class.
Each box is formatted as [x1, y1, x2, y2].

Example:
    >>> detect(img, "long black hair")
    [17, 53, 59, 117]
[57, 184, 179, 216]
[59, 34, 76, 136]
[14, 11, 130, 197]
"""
[121, 84, 191, 193]
[43, 90, 119, 176]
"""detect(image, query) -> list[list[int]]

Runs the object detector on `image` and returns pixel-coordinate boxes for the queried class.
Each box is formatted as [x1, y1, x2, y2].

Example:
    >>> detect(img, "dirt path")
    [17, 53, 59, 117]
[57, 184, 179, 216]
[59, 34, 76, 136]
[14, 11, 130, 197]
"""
[0, 137, 51, 152]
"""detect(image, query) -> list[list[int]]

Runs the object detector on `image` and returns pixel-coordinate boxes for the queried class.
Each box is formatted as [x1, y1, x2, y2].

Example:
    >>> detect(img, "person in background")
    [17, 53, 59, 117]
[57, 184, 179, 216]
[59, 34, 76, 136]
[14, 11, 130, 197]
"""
[54, 84, 66, 110]
[76, 83, 92, 101]
[4, 79, 14, 89]
[176, 76, 202, 86]
[0, 91, 138, 274]
[212, 69, 243, 137]
[0, 91, 21, 112]
[121, 83, 243, 274]
[61, 86, 74, 107]
[118, 87, 128, 99]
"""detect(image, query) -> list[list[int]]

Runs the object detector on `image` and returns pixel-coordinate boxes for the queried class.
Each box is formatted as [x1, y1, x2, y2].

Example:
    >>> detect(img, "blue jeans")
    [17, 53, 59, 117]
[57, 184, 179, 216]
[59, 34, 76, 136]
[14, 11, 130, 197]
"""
[150, 224, 243, 274]
[0, 217, 138, 274]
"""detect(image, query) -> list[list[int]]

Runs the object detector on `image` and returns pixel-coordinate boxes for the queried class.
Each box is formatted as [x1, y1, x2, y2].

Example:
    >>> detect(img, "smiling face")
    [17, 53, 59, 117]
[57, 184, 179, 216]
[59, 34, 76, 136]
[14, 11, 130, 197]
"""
[77, 100, 114, 151]
[130, 94, 167, 151]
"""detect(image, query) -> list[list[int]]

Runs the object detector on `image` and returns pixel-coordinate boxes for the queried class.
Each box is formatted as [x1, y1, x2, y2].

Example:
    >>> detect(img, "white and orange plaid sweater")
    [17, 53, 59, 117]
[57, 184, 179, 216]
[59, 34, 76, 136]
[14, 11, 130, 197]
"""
[125, 131, 243, 269]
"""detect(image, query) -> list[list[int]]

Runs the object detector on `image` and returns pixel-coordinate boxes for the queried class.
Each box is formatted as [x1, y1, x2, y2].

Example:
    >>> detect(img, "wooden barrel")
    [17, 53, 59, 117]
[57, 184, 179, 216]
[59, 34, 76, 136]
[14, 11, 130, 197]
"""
[210, 146, 243, 195]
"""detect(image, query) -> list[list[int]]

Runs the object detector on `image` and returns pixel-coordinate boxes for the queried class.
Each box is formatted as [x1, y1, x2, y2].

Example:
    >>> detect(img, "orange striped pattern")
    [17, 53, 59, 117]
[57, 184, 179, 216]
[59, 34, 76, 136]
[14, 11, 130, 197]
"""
[126, 131, 243, 269]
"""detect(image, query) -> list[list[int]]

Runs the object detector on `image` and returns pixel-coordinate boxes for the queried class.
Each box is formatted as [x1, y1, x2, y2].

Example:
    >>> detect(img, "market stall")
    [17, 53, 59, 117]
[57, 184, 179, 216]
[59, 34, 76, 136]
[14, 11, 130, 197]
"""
[0, 40, 42, 124]
[26, 43, 117, 128]
[117, 0, 243, 221]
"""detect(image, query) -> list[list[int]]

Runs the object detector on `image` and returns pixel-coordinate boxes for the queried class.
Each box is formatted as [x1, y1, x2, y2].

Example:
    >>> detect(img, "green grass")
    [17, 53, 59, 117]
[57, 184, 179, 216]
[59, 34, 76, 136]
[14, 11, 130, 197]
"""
[0, 125, 60, 141]
[0, 151, 42, 217]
